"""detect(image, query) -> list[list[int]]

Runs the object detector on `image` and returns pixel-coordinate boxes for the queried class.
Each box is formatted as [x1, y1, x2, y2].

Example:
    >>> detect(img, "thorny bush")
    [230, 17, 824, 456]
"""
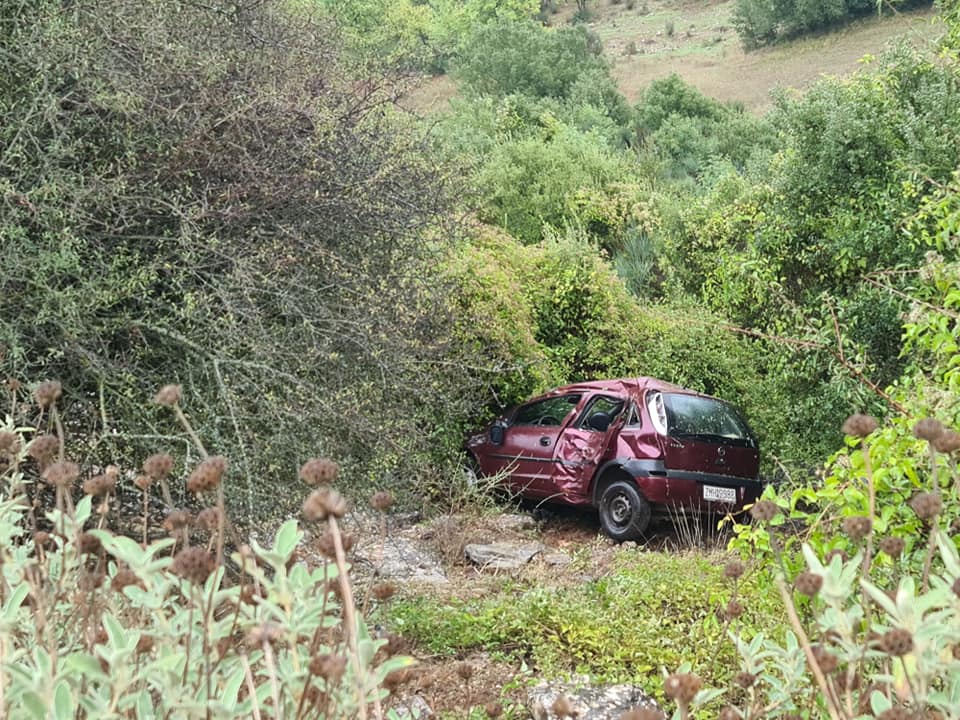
[0, 381, 410, 718]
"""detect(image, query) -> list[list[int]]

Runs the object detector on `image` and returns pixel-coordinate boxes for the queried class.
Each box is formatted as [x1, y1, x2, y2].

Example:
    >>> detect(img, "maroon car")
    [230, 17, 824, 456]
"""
[465, 377, 762, 540]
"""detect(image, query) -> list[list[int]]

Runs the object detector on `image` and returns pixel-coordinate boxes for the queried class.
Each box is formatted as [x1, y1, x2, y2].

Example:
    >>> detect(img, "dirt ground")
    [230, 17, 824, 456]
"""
[401, 0, 939, 115]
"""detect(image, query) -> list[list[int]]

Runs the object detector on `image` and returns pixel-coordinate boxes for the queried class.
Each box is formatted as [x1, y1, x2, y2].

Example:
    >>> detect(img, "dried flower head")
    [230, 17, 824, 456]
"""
[163, 509, 192, 534]
[794, 571, 823, 597]
[83, 471, 117, 496]
[913, 418, 945, 442]
[734, 672, 756, 689]
[932, 429, 960, 454]
[33, 380, 62, 409]
[143, 453, 174, 481]
[841, 515, 872, 541]
[825, 548, 849, 564]
[4, 378, 21, 392]
[299, 457, 339, 486]
[196, 507, 222, 531]
[725, 599, 744, 620]
[33, 531, 53, 549]
[485, 702, 504, 718]
[136, 634, 155, 656]
[718, 707, 740, 720]
[723, 560, 745, 580]
[879, 536, 905, 558]
[27, 434, 58, 462]
[879, 628, 914, 657]
[877, 707, 914, 720]
[42, 460, 79, 488]
[663, 673, 701, 704]
[370, 490, 394, 511]
[77, 532, 102, 555]
[620, 709, 665, 720]
[112, 567, 141, 593]
[303, 487, 347, 521]
[309, 652, 347, 684]
[0, 431, 20, 455]
[186, 455, 227, 494]
[371, 582, 397, 601]
[314, 529, 354, 559]
[749, 500, 779, 523]
[153, 384, 182, 407]
[910, 492, 942, 521]
[811, 644, 838, 673]
[247, 623, 282, 647]
[551, 695, 576, 717]
[172, 546, 215, 585]
[842, 414, 877, 438]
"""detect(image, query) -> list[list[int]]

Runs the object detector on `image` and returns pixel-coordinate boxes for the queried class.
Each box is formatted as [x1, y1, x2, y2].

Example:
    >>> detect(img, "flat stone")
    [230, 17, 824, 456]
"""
[465, 541, 545, 570]
[392, 694, 433, 718]
[542, 552, 573, 566]
[529, 679, 662, 720]
[494, 513, 539, 533]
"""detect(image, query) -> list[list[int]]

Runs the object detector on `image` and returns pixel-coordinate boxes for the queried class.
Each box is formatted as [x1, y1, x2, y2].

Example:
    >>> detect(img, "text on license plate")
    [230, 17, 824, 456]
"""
[703, 485, 737, 503]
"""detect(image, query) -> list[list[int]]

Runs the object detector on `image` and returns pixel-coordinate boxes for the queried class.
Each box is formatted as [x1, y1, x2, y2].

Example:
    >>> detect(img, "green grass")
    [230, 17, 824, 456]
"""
[385, 551, 783, 702]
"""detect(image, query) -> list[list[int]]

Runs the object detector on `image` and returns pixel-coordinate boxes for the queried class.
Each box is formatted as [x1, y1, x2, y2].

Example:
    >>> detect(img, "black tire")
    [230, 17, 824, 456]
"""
[598, 479, 651, 541]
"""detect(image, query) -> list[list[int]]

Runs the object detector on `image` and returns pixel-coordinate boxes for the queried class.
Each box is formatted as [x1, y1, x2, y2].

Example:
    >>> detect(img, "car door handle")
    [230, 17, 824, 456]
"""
[539, 436, 552, 446]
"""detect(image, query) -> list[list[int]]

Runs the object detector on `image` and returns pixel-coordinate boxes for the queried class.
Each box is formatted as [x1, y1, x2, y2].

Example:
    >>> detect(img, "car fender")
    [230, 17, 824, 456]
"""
[590, 458, 667, 504]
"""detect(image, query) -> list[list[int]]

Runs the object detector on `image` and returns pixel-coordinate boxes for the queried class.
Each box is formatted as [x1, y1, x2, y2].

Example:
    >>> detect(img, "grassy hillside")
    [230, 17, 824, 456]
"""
[404, 0, 939, 113]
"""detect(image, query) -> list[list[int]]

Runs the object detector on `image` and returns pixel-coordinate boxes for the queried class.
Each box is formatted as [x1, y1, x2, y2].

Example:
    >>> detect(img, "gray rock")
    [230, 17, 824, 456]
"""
[543, 552, 573, 566]
[392, 695, 433, 718]
[494, 513, 539, 533]
[373, 535, 449, 584]
[529, 679, 662, 720]
[465, 541, 545, 570]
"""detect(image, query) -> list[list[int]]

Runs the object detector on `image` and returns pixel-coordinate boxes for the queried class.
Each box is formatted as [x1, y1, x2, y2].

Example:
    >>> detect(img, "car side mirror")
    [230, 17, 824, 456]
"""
[489, 422, 505, 446]
[587, 411, 612, 432]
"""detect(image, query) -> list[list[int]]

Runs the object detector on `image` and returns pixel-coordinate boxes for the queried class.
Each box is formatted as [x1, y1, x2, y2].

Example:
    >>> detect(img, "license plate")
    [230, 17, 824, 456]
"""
[703, 485, 737, 504]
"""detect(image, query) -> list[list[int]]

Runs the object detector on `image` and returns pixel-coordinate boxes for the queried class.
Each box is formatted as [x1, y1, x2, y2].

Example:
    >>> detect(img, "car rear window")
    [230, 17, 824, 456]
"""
[662, 393, 755, 447]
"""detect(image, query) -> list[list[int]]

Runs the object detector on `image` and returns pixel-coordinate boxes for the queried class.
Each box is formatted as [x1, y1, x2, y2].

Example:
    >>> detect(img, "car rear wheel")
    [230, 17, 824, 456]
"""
[598, 480, 651, 541]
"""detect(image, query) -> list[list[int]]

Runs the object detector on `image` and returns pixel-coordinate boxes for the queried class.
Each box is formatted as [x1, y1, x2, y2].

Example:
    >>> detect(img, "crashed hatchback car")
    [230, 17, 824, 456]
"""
[464, 377, 762, 540]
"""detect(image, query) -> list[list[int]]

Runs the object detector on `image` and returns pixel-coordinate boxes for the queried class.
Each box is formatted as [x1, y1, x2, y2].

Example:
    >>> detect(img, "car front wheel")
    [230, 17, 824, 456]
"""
[598, 479, 651, 541]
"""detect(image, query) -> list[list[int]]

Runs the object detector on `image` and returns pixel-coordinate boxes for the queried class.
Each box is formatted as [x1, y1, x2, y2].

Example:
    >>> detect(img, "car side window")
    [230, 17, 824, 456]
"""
[625, 402, 642, 428]
[578, 395, 625, 431]
[513, 395, 582, 426]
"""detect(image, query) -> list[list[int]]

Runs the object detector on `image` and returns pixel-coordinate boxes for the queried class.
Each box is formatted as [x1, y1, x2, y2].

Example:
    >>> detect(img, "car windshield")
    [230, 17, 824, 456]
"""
[662, 393, 755, 447]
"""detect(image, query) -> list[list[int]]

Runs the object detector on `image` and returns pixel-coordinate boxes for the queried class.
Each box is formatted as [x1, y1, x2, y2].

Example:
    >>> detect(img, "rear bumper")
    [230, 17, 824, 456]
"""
[620, 459, 762, 510]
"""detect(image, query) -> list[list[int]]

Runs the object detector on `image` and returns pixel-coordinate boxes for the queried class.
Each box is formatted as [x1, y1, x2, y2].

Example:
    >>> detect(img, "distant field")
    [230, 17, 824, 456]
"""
[403, 0, 940, 114]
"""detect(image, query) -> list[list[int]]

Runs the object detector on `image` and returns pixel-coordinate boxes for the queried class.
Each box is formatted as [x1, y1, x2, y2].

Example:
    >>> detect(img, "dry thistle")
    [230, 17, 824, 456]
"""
[723, 560, 745, 580]
[663, 672, 701, 704]
[163, 509, 192, 534]
[825, 548, 849, 564]
[370, 490, 394, 511]
[309, 653, 348, 685]
[371, 582, 397, 601]
[879, 536, 905, 558]
[299, 457, 339, 486]
[196, 506, 222, 531]
[186, 455, 227, 493]
[910, 492, 942, 521]
[135, 635, 155, 656]
[551, 695, 577, 718]
[811, 644, 838, 673]
[749, 500, 779, 523]
[77, 532, 102, 555]
[456, 662, 475, 681]
[172, 546, 215, 585]
[0, 431, 20, 455]
[302, 487, 347, 521]
[841, 515, 872, 541]
[718, 707, 740, 720]
[725, 599, 744, 620]
[913, 418, 945, 442]
[153, 384, 182, 407]
[734, 671, 756, 689]
[620, 709, 665, 720]
[879, 628, 914, 657]
[83, 469, 117, 496]
[143, 453, 174, 480]
[33, 380, 62, 409]
[111, 567, 141, 593]
[27, 434, 58, 462]
[842, 413, 877, 438]
[246, 623, 282, 647]
[794, 571, 823, 597]
[42, 460, 79, 488]
[933, 429, 960, 454]
[484, 702, 504, 718]
[877, 707, 914, 720]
